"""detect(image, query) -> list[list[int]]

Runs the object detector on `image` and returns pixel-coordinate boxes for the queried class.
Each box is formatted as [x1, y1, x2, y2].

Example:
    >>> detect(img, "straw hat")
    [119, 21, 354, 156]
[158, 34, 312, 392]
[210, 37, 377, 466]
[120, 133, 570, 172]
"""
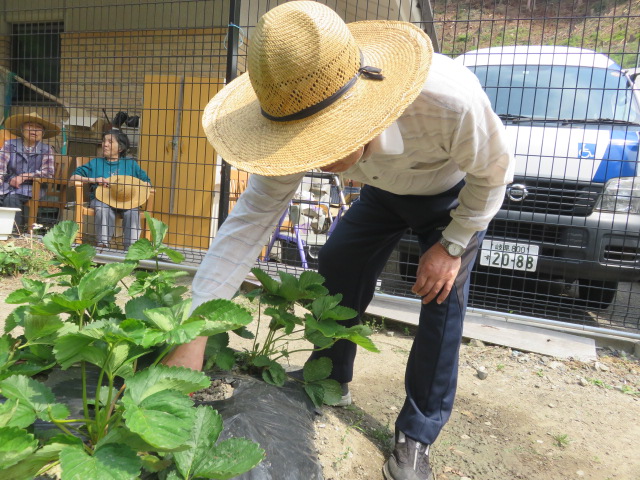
[202, 1, 433, 176]
[95, 175, 151, 210]
[4, 112, 61, 139]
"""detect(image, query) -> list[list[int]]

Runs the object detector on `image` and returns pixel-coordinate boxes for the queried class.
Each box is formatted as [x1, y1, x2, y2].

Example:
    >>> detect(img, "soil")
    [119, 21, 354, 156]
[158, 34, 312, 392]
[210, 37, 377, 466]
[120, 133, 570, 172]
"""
[1, 273, 639, 480]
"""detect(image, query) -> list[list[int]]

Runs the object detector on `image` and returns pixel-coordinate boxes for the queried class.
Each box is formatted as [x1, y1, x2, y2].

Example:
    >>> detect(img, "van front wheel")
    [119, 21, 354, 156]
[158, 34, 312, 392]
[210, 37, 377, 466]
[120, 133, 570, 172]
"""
[577, 279, 618, 310]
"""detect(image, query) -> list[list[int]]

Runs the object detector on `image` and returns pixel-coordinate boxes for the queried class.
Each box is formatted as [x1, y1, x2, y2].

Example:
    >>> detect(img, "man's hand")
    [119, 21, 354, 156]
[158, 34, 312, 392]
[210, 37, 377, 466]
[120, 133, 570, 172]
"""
[94, 177, 110, 187]
[412, 243, 462, 304]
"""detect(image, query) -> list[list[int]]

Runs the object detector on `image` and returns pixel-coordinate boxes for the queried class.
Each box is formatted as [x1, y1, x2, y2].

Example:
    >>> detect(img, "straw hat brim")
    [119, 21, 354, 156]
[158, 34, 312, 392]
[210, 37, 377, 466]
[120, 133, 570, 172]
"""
[95, 175, 151, 210]
[202, 20, 433, 176]
[4, 113, 61, 139]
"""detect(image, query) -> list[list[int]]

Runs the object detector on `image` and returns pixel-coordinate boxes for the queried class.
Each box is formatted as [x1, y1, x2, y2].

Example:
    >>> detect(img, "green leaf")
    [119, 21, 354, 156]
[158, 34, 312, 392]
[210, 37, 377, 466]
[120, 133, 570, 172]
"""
[298, 270, 326, 290]
[303, 383, 324, 408]
[0, 427, 38, 469]
[0, 399, 36, 428]
[2, 436, 79, 480]
[173, 405, 224, 479]
[5, 282, 47, 305]
[0, 375, 55, 415]
[303, 357, 332, 382]
[59, 443, 142, 479]
[147, 214, 169, 247]
[124, 365, 210, 404]
[250, 267, 279, 293]
[48, 288, 95, 313]
[194, 437, 264, 480]
[53, 332, 103, 369]
[4, 305, 28, 333]
[317, 379, 343, 406]
[262, 361, 286, 387]
[159, 246, 185, 263]
[43, 221, 78, 257]
[215, 348, 237, 371]
[140, 454, 173, 473]
[122, 389, 196, 450]
[24, 314, 64, 342]
[192, 299, 253, 336]
[125, 238, 155, 261]
[124, 296, 161, 321]
[78, 262, 136, 303]
[96, 427, 158, 453]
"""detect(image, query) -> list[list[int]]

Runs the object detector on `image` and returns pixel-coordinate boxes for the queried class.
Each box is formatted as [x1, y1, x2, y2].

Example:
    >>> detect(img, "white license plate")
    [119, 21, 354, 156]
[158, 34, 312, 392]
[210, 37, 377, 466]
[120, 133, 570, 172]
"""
[479, 240, 539, 272]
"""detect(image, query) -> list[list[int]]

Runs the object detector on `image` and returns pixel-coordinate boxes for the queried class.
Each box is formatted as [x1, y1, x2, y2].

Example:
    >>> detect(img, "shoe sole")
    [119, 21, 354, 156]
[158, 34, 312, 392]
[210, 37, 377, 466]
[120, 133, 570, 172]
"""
[382, 461, 392, 480]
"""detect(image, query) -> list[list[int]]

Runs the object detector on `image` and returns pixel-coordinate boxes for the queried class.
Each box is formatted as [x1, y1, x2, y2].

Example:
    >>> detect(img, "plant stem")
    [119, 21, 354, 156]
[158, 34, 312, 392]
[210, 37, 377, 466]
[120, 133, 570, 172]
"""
[152, 345, 174, 367]
[80, 362, 93, 441]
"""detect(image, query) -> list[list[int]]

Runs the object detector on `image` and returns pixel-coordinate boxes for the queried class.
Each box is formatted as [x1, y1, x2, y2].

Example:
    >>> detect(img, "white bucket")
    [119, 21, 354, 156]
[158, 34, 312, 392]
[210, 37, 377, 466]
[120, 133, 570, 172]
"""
[0, 207, 20, 240]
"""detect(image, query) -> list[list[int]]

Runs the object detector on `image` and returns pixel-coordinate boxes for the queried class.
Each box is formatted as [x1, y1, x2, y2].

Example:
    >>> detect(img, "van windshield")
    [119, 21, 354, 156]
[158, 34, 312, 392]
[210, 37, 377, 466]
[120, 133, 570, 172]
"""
[470, 64, 640, 123]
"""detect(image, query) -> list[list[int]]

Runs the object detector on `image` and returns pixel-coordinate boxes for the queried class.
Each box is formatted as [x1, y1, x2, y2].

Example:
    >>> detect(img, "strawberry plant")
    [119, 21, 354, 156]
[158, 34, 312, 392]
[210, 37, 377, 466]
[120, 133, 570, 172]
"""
[0, 217, 264, 479]
[206, 267, 379, 407]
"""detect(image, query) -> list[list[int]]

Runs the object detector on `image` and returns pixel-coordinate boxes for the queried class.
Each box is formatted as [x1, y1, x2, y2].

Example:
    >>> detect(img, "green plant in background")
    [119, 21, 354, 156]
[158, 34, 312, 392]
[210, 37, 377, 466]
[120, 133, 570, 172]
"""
[223, 267, 379, 407]
[0, 216, 264, 480]
[0, 241, 52, 276]
[552, 433, 571, 448]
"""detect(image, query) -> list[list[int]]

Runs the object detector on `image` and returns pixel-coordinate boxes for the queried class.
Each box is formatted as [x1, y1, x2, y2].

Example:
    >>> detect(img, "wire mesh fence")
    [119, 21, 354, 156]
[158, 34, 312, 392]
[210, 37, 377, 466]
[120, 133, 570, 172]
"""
[0, 0, 638, 335]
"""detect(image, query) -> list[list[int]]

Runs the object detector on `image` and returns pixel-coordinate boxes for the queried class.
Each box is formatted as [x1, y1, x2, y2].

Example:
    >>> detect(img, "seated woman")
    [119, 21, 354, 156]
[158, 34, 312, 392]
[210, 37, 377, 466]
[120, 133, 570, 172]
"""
[70, 129, 151, 248]
[0, 112, 60, 232]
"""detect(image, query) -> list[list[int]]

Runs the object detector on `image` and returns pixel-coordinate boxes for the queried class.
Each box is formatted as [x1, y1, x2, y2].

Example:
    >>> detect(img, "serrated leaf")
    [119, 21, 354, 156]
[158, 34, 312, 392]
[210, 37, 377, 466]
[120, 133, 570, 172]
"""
[195, 437, 264, 480]
[215, 347, 237, 371]
[124, 365, 210, 403]
[125, 238, 155, 261]
[43, 221, 78, 256]
[96, 427, 157, 453]
[192, 299, 253, 336]
[298, 270, 326, 290]
[262, 361, 286, 387]
[0, 427, 38, 469]
[4, 305, 28, 333]
[147, 214, 169, 247]
[122, 389, 195, 450]
[140, 454, 173, 473]
[24, 314, 64, 341]
[303, 383, 324, 408]
[0, 399, 36, 428]
[2, 436, 78, 480]
[174, 405, 224, 478]
[303, 357, 332, 382]
[250, 268, 279, 293]
[124, 296, 161, 321]
[0, 375, 55, 415]
[158, 246, 184, 263]
[78, 262, 136, 303]
[317, 379, 343, 406]
[59, 443, 141, 479]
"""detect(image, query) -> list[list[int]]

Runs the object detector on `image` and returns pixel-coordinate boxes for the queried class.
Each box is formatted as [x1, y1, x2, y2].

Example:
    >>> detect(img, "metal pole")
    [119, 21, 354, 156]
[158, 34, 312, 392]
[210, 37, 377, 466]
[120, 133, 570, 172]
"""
[217, 0, 241, 228]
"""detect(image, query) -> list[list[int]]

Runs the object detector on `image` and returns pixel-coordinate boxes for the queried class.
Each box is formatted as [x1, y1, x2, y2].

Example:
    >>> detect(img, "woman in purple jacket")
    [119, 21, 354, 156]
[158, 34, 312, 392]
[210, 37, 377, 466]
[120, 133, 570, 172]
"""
[0, 112, 60, 232]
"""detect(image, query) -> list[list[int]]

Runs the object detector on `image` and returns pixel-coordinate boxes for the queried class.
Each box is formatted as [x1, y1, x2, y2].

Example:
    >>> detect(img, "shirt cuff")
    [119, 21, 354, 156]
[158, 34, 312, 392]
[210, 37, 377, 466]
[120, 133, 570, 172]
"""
[442, 221, 478, 248]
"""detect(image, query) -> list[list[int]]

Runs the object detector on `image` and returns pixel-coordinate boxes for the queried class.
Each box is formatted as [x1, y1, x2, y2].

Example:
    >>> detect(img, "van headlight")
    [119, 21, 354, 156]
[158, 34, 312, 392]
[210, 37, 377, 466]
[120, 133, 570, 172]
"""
[594, 177, 640, 214]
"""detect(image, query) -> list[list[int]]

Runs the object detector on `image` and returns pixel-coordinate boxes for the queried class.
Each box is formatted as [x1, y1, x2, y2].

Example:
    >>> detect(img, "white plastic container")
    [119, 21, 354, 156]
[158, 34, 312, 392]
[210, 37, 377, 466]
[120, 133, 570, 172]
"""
[0, 207, 20, 240]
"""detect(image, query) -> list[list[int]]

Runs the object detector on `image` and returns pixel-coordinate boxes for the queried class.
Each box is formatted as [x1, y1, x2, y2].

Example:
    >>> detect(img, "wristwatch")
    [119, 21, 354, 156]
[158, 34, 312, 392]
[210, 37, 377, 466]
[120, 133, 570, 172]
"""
[439, 237, 465, 257]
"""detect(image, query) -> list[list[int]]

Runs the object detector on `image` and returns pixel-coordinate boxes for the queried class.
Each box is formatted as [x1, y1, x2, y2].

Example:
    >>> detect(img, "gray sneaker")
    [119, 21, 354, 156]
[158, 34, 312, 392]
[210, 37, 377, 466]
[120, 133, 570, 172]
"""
[333, 382, 352, 407]
[383, 431, 434, 480]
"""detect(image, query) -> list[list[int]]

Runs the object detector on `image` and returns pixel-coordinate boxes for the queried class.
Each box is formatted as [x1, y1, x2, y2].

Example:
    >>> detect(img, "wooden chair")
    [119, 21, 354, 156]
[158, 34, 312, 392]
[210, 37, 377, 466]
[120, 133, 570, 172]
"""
[73, 166, 155, 246]
[26, 155, 73, 234]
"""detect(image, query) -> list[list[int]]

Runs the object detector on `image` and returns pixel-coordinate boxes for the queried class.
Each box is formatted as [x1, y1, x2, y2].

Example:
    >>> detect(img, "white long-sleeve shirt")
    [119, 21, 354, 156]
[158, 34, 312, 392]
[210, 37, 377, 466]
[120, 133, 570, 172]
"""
[191, 53, 514, 309]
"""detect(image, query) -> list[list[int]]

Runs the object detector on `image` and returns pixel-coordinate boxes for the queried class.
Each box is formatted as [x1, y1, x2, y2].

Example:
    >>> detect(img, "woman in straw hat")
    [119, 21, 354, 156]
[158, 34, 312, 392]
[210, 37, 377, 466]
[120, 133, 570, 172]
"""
[70, 129, 151, 248]
[166, 2, 513, 479]
[0, 112, 60, 232]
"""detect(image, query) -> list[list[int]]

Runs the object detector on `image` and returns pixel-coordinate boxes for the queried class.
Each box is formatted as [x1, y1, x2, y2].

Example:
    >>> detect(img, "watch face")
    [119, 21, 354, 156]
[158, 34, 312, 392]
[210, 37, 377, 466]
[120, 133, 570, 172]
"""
[448, 243, 464, 256]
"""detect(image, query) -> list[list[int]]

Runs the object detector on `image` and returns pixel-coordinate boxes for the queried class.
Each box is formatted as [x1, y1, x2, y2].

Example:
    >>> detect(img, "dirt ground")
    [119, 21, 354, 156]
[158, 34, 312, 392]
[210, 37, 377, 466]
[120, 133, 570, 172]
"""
[1, 273, 639, 480]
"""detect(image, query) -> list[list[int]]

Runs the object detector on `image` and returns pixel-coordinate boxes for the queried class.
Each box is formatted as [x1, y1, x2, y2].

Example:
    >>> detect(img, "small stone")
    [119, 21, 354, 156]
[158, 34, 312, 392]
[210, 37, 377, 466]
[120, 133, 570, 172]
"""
[386, 331, 395, 337]
[460, 434, 471, 440]
[579, 378, 589, 387]
[317, 423, 326, 428]
[633, 342, 640, 359]
[576, 470, 585, 477]
[548, 361, 563, 370]
[472, 391, 479, 396]
[548, 403, 556, 408]
[489, 434, 497, 439]
[484, 421, 492, 426]
[536, 439, 544, 444]
[594, 361, 610, 372]
[476, 367, 489, 380]
[469, 338, 485, 347]
[389, 405, 398, 411]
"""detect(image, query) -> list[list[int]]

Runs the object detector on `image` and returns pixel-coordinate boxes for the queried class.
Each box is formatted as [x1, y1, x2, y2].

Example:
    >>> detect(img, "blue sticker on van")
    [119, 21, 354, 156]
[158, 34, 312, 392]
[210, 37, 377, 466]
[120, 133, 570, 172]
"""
[592, 131, 639, 183]
[578, 143, 596, 159]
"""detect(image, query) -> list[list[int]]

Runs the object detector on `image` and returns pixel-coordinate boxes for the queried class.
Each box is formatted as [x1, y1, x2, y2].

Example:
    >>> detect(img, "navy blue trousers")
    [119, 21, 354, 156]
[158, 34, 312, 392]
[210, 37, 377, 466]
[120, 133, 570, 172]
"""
[313, 183, 483, 445]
